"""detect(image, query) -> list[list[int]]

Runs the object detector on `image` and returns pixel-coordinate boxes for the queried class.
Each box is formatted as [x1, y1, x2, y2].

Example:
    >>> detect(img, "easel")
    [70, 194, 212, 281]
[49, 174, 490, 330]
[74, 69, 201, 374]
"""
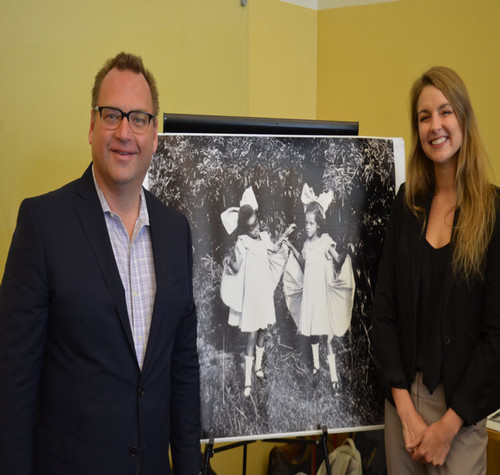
[201, 425, 332, 475]
[202, 437, 256, 475]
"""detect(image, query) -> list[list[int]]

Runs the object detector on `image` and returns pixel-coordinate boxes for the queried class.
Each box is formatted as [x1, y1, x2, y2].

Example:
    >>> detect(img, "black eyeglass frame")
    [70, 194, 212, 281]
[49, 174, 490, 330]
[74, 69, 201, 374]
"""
[93, 106, 156, 130]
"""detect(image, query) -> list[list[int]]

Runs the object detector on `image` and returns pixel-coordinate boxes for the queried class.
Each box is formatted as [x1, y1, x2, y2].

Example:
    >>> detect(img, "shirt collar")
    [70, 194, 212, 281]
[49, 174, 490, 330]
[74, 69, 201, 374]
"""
[91, 165, 150, 227]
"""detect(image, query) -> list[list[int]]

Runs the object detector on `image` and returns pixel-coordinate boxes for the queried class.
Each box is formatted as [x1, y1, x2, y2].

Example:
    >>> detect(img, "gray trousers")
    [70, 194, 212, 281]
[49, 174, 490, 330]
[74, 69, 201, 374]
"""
[384, 372, 487, 474]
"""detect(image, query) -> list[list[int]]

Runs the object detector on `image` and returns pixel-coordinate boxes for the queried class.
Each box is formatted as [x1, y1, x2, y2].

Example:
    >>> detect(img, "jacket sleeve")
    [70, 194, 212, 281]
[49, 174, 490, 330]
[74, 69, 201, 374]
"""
[169, 217, 201, 474]
[450, 193, 500, 424]
[372, 185, 409, 401]
[0, 199, 49, 475]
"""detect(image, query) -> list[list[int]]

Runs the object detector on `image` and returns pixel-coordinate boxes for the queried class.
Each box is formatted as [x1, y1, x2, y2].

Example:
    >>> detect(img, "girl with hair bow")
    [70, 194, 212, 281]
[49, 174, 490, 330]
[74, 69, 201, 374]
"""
[283, 184, 355, 396]
[220, 187, 295, 397]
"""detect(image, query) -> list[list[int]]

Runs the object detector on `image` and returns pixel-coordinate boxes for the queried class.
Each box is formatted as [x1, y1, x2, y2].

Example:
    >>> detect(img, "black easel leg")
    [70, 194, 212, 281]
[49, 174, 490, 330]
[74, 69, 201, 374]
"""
[320, 426, 332, 475]
[202, 437, 214, 475]
[242, 442, 247, 475]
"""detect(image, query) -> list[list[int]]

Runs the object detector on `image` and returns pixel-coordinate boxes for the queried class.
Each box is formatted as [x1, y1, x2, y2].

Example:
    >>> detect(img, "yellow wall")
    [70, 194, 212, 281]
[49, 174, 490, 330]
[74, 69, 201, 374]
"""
[1, 0, 500, 473]
[0, 0, 249, 273]
[0, 0, 318, 274]
[317, 0, 500, 181]
[249, 0, 317, 119]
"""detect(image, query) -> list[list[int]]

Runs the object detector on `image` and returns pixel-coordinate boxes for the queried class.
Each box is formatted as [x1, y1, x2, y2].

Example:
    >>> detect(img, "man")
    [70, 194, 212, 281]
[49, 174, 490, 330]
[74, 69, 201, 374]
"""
[0, 52, 201, 474]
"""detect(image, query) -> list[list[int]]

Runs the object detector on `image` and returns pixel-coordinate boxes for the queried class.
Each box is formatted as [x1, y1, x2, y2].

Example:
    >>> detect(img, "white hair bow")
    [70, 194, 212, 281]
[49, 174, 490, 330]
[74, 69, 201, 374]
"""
[220, 186, 259, 235]
[301, 183, 333, 219]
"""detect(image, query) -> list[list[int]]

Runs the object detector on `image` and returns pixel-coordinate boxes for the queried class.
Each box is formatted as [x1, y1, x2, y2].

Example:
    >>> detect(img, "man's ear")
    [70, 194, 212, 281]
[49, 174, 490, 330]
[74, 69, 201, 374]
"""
[152, 117, 159, 153]
[88, 110, 95, 145]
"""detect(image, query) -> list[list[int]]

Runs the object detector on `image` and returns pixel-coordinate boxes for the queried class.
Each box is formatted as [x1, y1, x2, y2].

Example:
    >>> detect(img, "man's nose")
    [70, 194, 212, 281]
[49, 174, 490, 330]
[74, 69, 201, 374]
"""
[114, 116, 134, 140]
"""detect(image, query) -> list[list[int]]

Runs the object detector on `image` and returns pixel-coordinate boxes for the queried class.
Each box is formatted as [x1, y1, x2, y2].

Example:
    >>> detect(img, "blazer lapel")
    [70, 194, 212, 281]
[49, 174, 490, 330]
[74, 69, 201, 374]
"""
[74, 166, 137, 361]
[140, 193, 172, 373]
[409, 212, 425, 330]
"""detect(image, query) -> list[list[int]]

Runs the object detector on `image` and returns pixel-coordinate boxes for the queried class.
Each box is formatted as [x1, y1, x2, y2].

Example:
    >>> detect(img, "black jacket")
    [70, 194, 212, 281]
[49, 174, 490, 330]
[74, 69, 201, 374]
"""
[0, 165, 201, 474]
[373, 184, 500, 425]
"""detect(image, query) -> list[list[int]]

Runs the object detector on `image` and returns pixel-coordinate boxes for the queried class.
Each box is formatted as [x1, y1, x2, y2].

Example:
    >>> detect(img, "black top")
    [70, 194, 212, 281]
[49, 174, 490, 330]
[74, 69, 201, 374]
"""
[416, 239, 451, 394]
[373, 184, 500, 425]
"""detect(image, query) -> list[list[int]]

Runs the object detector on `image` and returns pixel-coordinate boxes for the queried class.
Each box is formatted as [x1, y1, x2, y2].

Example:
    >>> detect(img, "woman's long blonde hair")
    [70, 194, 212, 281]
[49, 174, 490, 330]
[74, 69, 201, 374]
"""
[405, 66, 496, 280]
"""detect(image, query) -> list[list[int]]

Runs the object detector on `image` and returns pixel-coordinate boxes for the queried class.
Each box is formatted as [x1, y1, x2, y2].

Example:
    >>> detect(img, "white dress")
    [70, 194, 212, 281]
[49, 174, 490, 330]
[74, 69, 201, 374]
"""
[221, 232, 287, 333]
[283, 233, 355, 340]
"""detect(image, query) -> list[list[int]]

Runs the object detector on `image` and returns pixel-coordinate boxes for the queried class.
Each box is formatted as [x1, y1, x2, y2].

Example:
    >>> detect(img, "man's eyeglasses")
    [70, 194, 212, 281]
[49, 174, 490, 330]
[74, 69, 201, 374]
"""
[93, 106, 156, 134]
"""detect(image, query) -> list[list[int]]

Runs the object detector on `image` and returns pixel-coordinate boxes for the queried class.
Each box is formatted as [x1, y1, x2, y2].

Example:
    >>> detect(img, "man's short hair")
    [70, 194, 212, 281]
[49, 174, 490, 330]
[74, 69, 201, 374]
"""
[91, 52, 159, 116]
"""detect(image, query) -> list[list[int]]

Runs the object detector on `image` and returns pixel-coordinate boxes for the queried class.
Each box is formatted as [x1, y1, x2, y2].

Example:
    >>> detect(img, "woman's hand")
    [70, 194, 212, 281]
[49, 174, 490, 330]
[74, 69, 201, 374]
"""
[400, 408, 428, 456]
[411, 408, 462, 466]
[391, 387, 428, 455]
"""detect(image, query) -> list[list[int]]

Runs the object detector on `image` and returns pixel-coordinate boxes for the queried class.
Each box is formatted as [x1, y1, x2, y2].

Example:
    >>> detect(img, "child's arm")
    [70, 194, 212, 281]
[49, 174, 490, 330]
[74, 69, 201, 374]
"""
[224, 240, 244, 273]
[283, 238, 305, 269]
[270, 223, 297, 253]
[280, 223, 297, 241]
[328, 242, 353, 272]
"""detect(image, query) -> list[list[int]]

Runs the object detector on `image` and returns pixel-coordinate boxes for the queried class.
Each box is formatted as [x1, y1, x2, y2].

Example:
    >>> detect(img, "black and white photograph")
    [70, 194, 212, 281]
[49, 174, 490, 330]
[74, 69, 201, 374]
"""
[147, 133, 404, 441]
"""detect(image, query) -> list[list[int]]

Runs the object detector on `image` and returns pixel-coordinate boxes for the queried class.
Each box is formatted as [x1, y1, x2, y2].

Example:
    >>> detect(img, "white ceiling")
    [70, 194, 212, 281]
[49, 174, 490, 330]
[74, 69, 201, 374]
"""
[281, 0, 401, 10]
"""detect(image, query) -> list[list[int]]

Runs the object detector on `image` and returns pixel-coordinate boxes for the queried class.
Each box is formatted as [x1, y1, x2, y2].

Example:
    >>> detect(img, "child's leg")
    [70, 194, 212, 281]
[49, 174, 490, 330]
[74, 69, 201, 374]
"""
[327, 338, 340, 395]
[246, 330, 258, 356]
[244, 355, 254, 397]
[254, 329, 266, 378]
[244, 331, 258, 396]
[310, 336, 320, 374]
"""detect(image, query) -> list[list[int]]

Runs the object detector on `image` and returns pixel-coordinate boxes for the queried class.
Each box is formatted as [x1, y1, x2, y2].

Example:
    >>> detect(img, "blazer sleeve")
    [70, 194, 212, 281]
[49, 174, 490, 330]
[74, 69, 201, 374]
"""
[0, 199, 49, 475]
[372, 185, 409, 400]
[168, 217, 201, 474]
[449, 194, 500, 424]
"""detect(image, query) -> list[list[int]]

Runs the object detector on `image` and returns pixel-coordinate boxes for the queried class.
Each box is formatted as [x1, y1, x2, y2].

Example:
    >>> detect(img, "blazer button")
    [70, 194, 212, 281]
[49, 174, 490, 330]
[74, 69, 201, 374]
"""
[138, 387, 145, 397]
[129, 446, 138, 456]
[443, 334, 451, 345]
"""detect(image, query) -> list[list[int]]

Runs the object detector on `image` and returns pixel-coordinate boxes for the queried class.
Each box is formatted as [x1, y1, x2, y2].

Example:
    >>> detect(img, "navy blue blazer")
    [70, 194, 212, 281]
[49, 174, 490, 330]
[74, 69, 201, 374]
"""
[0, 165, 201, 474]
[373, 184, 500, 425]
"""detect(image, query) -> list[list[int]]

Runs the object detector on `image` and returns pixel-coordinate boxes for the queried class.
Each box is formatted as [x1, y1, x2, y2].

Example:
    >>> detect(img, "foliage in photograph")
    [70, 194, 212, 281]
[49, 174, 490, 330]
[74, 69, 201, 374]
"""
[148, 134, 400, 440]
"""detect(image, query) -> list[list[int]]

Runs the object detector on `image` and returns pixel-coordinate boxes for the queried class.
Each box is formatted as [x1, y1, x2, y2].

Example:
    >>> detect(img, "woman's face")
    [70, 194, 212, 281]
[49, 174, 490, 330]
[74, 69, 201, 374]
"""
[417, 85, 463, 169]
[305, 212, 319, 238]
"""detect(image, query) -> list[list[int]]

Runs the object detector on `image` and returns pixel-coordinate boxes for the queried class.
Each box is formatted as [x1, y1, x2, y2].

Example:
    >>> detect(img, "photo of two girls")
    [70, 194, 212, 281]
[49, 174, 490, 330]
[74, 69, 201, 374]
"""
[148, 133, 404, 441]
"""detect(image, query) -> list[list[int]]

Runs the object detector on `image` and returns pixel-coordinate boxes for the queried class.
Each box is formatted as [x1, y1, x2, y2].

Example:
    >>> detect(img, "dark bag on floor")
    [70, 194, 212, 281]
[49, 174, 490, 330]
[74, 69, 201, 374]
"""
[267, 443, 313, 475]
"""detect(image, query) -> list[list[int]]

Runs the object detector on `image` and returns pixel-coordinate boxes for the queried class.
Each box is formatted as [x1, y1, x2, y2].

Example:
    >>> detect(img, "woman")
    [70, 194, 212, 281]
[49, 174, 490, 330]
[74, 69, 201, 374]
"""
[373, 66, 500, 473]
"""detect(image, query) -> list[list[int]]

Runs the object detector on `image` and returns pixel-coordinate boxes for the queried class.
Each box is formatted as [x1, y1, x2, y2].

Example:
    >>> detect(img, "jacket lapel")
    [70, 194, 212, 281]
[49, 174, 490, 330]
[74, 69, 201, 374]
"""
[140, 192, 172, 373]
[409, 206, 426, 330]
[74, 166, 137, 362]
